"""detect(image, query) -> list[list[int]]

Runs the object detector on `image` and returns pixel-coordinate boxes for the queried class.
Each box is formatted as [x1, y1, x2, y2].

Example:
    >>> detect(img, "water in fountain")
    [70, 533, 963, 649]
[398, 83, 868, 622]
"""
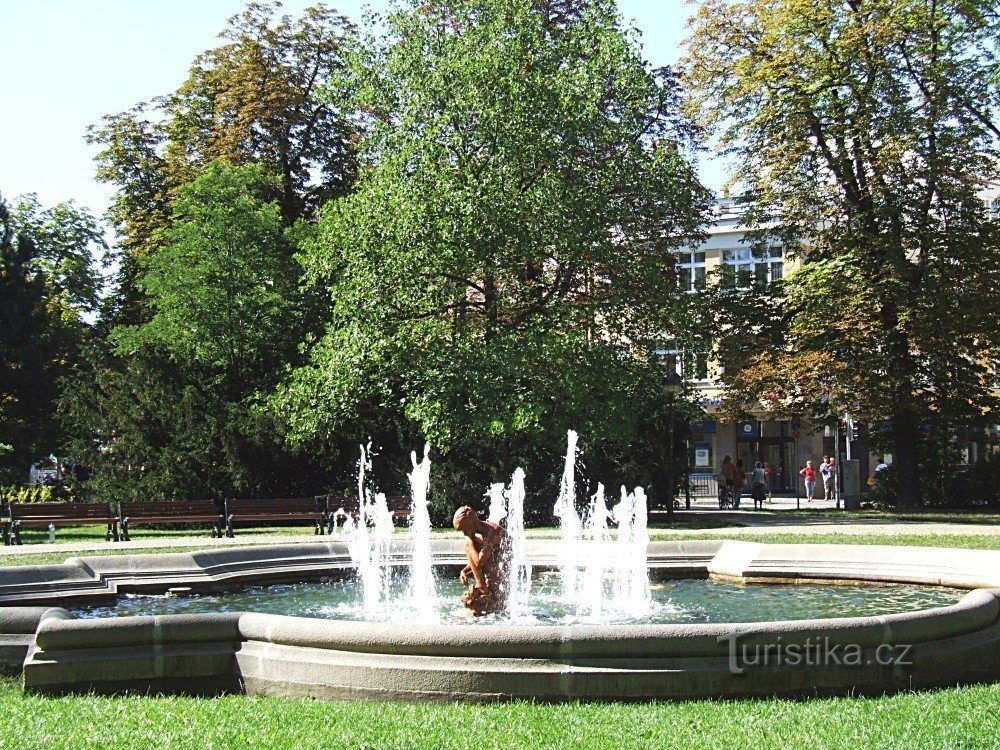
[406, 443, 437, 622]
[611, 486, 652, 615]
[552, 429, 582, 603]
[577, 482, 612, 620]
[342, 444, 395, 616]
[549, 430, 652, 619]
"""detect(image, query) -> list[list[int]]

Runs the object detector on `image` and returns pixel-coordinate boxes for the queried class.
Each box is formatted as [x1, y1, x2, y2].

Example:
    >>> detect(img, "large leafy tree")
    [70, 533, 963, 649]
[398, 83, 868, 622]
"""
[0, 197, 59, 481]
[63, 163, 324, 500]
[683, 0, 1000, 506]
[277, 0, 710, 507]
[87, 1, 356, 324]
[0, 194, 106, 482]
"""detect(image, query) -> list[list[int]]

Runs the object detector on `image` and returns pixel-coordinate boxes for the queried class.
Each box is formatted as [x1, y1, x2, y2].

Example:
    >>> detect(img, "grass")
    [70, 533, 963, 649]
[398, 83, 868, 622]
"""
[1, 527, 997, 748]
[0, 544, 277, 568]
[647, 532, 1000, 550]
[1, 677, 996, 750]
[8, 524, 318, 545]
[774, 508, 1000, 525]
[1, 531, 998, 569]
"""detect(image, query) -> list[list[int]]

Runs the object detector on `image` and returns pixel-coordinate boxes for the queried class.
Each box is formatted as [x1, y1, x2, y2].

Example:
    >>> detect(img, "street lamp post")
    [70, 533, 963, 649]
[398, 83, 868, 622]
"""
[662, 371, 683, 519]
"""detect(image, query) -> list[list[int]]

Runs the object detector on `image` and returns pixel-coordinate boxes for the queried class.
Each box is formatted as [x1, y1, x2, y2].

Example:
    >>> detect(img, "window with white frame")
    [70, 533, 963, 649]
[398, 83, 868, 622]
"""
[675, 250, 707, 292]
[654, 348, 710, 382]
[722, 246, 783, 289]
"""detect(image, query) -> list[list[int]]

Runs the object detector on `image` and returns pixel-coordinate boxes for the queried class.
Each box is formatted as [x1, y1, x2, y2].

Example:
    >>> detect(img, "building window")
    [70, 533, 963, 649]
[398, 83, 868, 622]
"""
[675, 250, 707, 292]
[723, 246, 783, 289]
[654, 348, 710, 382]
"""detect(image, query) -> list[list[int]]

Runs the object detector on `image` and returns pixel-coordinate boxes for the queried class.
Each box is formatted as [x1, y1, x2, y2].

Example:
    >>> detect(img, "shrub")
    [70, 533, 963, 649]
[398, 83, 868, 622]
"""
[0, 485, 66, 504]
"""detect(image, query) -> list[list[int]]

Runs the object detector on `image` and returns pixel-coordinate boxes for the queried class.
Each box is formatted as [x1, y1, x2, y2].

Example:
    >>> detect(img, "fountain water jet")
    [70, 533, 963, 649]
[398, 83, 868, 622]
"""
[500, 468, 532, 615]
[342, 444, 395, 617]
[578, 482, 612, 620]
[611, 486, 652, 615]
[406, 443, 437, 622]
[553, 429, 582, 604]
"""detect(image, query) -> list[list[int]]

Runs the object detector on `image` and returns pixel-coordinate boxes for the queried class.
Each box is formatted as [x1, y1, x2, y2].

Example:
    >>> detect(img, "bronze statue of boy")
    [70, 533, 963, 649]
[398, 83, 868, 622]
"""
[452, 505, 512, 616]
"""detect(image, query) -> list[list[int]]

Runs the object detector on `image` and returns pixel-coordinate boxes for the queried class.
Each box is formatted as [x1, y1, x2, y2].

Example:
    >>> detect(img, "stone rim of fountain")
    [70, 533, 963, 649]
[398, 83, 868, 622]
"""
[1, 538, 998, 702]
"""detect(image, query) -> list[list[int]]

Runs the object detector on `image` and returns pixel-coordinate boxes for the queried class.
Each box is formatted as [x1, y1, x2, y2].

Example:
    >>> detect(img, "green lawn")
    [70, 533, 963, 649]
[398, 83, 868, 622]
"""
[1, 530, 997, 747]
[647, 532, 1000, 550]
[3, 678, 996, 750]
[2, 530, 998, 569]
[772, 508, 1000, 525]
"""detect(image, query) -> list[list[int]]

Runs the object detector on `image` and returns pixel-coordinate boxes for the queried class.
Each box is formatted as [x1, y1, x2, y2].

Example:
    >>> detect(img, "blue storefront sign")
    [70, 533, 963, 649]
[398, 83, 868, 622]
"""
[689, 421, 717, 434]
[737, 420, 760, 439]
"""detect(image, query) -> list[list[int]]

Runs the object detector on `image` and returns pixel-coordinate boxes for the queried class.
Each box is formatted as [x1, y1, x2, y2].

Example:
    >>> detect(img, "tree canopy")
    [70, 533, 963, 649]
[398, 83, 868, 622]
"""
[275, 0, 710, 505]
[64, 163, 323, 500]
[0, 194, 103, 481]
[683, 0, 1000, 506]
[87, 1, 357, 324]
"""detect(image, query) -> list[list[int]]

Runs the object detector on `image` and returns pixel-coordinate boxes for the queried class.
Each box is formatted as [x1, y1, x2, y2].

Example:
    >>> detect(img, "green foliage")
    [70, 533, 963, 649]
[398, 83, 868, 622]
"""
[0, 485, 64, 504]
[954, 452, 1000, 508]
[9, 194, 106, 315]
[683, 0, 1000, 506]
[115, 162, 302, 389]
[63, 164, 331, 502]
[0, 196, 70, 482]
[277, 0, 710, 509]
[87, 1, 357, 325]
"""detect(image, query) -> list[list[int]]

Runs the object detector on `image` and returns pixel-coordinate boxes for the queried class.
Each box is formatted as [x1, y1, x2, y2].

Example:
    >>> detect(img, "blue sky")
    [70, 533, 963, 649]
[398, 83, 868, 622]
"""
[0, 0, 722, 218]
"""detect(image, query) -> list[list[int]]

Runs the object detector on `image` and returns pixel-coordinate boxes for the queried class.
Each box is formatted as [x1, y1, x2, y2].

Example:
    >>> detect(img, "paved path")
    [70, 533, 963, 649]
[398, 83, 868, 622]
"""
[1, 509, 997, 560]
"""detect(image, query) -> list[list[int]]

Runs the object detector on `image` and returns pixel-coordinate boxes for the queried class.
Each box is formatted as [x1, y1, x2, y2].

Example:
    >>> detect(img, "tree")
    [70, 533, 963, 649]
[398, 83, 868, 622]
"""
[87, 1, 357, 324]
[10, 194, 106, 316]
[275, 0, 710, 508]
[683, 0, 1000, 506]
[0, 197, 61, 481]
[115, 162, 303, 396]
[63, 163, 323, 500]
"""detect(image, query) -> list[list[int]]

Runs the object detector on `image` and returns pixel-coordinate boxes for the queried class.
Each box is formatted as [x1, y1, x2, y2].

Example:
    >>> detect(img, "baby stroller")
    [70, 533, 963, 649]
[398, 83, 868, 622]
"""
[717, 477, 735, 510]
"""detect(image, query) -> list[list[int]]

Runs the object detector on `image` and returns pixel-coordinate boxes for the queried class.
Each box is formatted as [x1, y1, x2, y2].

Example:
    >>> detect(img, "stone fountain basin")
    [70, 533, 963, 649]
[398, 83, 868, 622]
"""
[1, 539, 998, 702]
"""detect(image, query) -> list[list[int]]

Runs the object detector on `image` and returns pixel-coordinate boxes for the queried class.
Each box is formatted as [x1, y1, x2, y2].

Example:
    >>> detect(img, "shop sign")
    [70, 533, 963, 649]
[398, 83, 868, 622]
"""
[694, 443, 711, 467]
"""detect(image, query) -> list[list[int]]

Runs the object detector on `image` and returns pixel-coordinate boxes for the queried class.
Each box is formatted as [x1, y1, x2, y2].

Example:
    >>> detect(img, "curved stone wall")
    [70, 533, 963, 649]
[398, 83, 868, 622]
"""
[2, 540, 999, 701]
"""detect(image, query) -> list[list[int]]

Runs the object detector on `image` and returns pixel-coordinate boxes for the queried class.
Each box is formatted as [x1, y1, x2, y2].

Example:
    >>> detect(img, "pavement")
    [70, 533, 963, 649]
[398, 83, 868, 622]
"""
[1, 498, 997, 560]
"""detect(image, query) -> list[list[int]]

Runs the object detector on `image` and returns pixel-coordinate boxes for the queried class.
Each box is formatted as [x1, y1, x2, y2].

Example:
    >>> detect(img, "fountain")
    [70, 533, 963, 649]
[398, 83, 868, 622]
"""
[0, 430, 998, 701]
[336, 431, 652, 624]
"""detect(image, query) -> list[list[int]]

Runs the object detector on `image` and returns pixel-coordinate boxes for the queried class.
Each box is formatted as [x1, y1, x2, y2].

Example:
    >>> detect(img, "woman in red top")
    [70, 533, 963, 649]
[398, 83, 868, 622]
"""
[799, 460, 816, 502]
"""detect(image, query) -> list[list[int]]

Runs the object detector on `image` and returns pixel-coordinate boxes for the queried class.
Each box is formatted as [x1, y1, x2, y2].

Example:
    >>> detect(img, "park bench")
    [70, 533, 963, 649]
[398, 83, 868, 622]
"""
[7, 502, 118, 545]
[118, 500, 224, 541]
[325, 494, 413, 532]
[223, 497, 327, 537]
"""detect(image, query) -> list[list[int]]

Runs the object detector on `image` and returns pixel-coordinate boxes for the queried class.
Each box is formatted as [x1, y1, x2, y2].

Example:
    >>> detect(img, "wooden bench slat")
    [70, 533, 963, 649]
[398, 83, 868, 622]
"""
[8, 503, 118, 544]
[224, 498, 327, 537]
[118, 500, 222, 541]
[118, 500, 223, 541]
[324, 495, 414, 533]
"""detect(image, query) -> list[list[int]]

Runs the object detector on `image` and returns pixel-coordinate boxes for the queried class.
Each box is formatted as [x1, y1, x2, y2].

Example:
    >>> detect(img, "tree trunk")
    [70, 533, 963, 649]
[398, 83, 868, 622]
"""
[892, 411, 922, 508]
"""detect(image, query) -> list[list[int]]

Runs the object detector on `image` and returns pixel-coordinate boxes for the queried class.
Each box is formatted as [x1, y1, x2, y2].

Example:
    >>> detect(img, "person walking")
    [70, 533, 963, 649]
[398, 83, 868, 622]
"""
[800, 460, 816, 502]
[734, 459, 747, 509]
[720, 455, 738, 508]
[820, 455, 834, 501]
[750, 461, 767, 509]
